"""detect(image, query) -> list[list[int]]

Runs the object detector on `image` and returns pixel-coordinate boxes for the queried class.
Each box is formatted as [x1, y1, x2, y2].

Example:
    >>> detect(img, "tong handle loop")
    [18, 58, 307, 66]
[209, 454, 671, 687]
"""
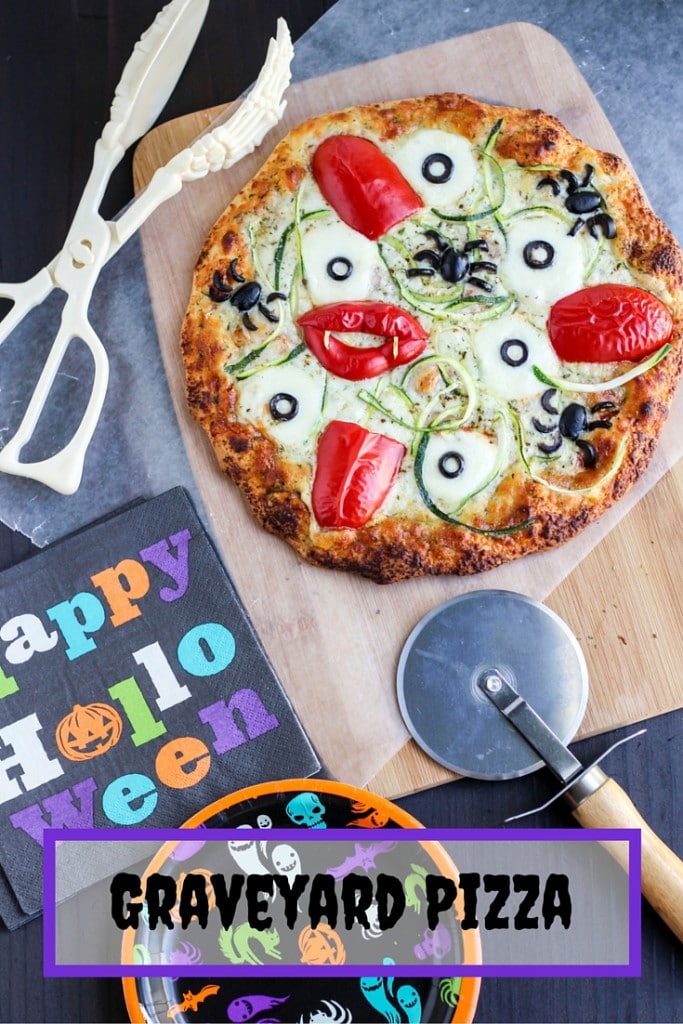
[0, 314, 109, 495]
[572, 776, 683, 943]
[0, 268, 56, 348]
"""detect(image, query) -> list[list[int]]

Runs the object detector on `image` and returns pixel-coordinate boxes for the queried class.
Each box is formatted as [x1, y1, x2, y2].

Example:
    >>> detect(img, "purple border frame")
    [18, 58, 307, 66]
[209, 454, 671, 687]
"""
[43, 827, 641, 979]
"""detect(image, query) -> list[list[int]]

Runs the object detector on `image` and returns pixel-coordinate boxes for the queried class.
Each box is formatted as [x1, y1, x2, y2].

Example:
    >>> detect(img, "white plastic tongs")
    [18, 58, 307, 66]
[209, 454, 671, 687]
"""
[0, 2, 294, 495]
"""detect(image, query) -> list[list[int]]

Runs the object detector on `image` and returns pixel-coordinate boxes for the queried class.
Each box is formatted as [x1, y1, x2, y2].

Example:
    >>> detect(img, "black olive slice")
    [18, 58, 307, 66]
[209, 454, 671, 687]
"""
[228, 258, 246, 283]
[231, 281, 262, 311]
[258, 302, 279, 323]
[538, 434, 562, 454]
[536, 176, 561, 196]
[422, 152, 454, 183]
[440, 247, 466, 283]
[414, 249, 442, 267]
[523, 240, 555, 269]
[464, 238, 488, 252]
[209, 269, 232, 302]
[576, 439, 597, 468]
[267, 291, 288, 302]
[469, 261, 497, 273]
[568, 218, 585, 237]
[532, 416, 557, 434]
[590, 400, 618, 414]
[541, 388, 559, 414]
[212, 269, 232, 293]
[500, 339, 529, 367]
[242, 312, 258, 331]
[424, 229, 447, 250]
[560, 170, 579, 193]
[209, 284, 231, 303]
[586, 419, 613, 431]
[407, 267, 435, 277]
[587, 213, 617, 239]
[580, 164, 595, 188]
[269, 393, 299, 421]
[565, 191, 602, 215]
[327, 256, 353, 281]
[559, 403, 588, 440]
[468, 277, 494, 293]
[438, 451, 464, 479]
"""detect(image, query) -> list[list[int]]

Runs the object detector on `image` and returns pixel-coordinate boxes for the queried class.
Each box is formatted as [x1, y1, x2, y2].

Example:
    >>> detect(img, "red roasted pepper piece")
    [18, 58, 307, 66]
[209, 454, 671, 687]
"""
[312, 135, 423, 240]
[312, 420, 405, 528]
[549, 284, 673, 362]
[297, 301, 428, 380]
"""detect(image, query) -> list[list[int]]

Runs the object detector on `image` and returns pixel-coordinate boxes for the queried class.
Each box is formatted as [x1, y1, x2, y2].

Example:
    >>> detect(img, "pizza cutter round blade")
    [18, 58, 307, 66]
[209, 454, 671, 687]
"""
[397, 589, 588, 780]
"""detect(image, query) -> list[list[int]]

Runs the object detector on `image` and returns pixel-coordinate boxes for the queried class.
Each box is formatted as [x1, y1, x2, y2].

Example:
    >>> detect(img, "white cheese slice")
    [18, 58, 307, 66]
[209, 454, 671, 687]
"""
[472, 312, 562, 400]
[301, 219, 381, 305]
[389, 129, 478, 208]
[236, 362, 326, 448]
[499, 214, 587, 311]
[420, 429, 502, 510]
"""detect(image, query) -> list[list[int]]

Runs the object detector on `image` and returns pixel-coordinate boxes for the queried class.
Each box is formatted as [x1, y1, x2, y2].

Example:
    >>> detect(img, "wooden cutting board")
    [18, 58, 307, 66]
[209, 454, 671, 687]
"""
[132, 23, 683, 798]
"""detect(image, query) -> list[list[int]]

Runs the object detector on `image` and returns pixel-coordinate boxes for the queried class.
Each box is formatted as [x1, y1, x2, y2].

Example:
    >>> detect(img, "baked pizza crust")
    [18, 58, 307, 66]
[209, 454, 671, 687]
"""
[181, 93, 683, 584]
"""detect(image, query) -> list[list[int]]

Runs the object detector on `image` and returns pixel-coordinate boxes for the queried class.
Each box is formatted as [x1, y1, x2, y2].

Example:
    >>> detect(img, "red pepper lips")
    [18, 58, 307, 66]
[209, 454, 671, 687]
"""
[297, 301, 428, 381]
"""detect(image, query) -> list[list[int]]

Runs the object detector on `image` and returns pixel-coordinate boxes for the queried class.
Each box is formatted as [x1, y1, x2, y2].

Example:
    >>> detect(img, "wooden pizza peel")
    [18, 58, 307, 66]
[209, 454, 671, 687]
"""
[132, 22, 683, 797]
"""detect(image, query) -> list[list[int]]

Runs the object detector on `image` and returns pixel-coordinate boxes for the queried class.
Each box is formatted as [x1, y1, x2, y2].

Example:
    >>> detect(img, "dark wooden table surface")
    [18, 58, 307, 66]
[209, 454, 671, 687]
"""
[0, 2, 681, 1021]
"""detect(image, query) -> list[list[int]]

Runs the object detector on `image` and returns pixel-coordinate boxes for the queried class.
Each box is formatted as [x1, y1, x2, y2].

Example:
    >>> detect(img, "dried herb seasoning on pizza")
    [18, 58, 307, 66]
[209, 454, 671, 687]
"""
[181, 93, 683, 583]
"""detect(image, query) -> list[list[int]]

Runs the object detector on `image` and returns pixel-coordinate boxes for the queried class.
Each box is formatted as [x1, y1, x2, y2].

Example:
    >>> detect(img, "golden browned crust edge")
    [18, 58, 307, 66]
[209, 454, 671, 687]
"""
[181, 93, 683, 584]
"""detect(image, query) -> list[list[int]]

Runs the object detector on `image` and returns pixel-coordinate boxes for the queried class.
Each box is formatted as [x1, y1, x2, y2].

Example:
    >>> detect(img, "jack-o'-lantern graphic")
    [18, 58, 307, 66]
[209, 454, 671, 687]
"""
[55, 701, 123, 762]
[298, 922, 346, 965]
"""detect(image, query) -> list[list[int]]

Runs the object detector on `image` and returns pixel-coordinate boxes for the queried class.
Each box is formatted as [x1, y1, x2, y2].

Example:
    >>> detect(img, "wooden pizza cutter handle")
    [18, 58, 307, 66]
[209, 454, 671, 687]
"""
[569, 769, 683, 943]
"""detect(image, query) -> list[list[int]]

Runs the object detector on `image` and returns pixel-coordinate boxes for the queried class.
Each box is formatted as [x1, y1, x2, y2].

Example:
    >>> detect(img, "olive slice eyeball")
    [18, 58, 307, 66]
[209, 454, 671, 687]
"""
[499, 214, 587, 309]
[438, 451, 464, 479]
[388, 128, 477, 206]
[301, 219, 380, 304]
[326, 256, 353, 281]
[500, 339, 529, 367]
[422, 152, 454, 184]
[237, 363, 325, 447]
[523, 240, 555, 269]
[471, 313, 562, 401]
[269, 392, 299, 421]
[421, 430, 502, 508]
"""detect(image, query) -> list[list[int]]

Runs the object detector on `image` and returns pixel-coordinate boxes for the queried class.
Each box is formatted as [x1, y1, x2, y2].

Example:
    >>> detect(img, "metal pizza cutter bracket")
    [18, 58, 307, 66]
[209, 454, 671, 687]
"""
[397, 590, 683, 943]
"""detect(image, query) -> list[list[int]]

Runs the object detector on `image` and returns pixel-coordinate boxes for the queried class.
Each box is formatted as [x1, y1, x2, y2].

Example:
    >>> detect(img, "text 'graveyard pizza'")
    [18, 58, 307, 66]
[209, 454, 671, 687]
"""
[181, 93, 683, 584]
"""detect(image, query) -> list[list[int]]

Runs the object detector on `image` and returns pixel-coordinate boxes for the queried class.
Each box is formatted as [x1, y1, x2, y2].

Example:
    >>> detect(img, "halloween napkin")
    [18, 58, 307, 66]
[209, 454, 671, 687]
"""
[0, 487, 319, 927]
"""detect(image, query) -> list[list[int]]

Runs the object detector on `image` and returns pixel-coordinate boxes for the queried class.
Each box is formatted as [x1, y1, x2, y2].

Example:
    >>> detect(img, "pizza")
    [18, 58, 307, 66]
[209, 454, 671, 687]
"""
[181, 93, 683, 584]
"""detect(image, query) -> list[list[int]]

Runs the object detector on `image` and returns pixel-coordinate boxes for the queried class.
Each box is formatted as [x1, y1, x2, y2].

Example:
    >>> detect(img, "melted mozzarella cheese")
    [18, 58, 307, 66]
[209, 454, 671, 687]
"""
[301, 219, 381, 305]
[420, 429, 502, 509]
[499, 214, 587, 311]
[389, 129, 478, 208]
[236, 362, 326, 448]
[472, 313, 562, 400]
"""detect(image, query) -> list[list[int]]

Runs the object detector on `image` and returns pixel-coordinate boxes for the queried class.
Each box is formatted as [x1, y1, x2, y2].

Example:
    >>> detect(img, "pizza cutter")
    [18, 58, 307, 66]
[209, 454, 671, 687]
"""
[397, 590, 683, 942]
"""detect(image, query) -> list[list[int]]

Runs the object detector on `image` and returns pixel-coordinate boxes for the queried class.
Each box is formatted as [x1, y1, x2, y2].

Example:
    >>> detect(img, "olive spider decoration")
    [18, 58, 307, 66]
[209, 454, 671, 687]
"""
[408, 230, 498, 292]
[209, 258, 286, 331]
[532, 389, 618, 468]
[536, 164, 617, 240]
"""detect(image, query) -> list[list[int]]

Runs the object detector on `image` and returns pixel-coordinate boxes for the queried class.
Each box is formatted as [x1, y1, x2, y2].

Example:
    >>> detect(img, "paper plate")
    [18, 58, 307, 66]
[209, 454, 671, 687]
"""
[122, 779, 481, 1023]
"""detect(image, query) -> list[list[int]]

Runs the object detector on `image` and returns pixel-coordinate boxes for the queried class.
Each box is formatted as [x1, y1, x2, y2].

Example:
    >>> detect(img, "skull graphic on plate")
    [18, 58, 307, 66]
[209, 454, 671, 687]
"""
[285, 792, 327, 829]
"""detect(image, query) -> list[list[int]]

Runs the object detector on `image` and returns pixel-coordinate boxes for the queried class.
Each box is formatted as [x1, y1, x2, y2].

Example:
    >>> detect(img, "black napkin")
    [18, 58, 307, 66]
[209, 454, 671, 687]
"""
[0, 487, 319, 926]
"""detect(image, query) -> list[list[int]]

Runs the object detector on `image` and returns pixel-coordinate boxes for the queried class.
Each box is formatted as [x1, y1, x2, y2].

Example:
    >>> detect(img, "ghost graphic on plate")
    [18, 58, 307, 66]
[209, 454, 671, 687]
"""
[226, 824, 269, 874]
